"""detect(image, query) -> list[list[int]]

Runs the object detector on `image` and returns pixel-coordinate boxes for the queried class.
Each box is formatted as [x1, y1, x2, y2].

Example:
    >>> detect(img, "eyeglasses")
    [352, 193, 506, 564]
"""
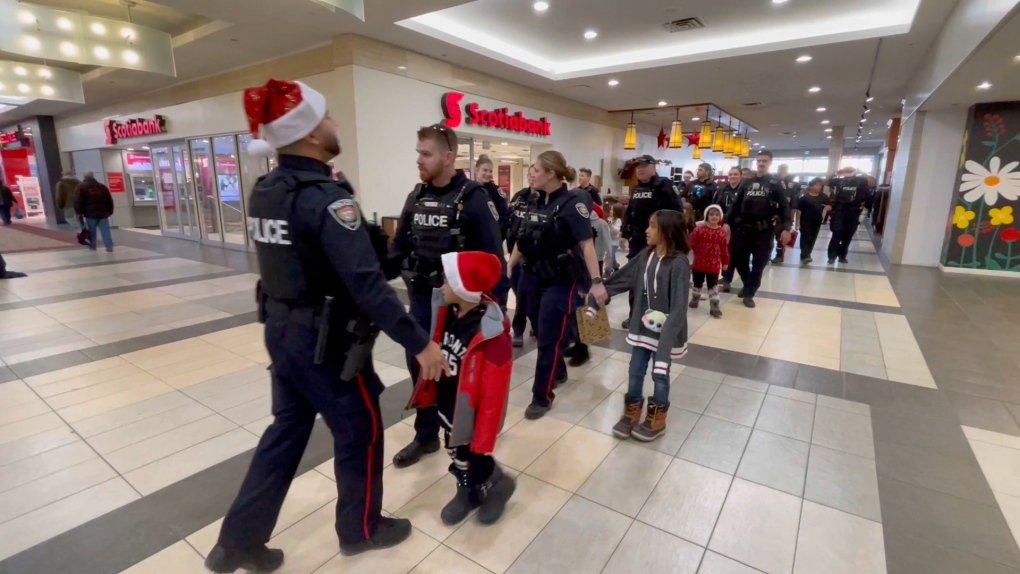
[423, 123, 457, 153]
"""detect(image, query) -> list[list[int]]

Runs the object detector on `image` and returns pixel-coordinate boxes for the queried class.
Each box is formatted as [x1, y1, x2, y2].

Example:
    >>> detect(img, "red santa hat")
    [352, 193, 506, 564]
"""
[243, 79, 327, 157]
[592, 204, 605, 219]
[441, 251, 502, 303]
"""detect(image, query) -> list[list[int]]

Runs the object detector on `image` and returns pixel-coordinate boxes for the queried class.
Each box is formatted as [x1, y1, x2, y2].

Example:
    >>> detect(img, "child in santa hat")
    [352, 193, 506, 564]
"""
[689, 204, 730, 318]
[406, 251, 516, 526]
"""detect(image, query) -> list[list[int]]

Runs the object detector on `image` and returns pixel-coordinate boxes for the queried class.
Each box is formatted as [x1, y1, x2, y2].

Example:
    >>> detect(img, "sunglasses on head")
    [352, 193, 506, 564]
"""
[424, 124, 457, 153]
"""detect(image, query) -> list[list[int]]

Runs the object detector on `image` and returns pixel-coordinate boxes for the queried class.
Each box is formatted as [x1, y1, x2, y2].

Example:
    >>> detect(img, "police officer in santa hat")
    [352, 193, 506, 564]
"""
[388, 124, 509, 469]
[204, 79, 448, 573]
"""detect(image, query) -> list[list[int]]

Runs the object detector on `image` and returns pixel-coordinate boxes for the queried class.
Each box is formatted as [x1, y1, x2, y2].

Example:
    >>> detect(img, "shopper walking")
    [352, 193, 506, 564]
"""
[205, 78, 447, 573]
[74, 171, 115, 252]
[576, 167, 602, 206]
[508, 150, 607, 420]
[725, 151, 792, 308]
[603, 209, 690, 441]
[689, 205, 730, 318]
[0, 181, 15, 226]
[795, 178, 830, 264]
[390, 125, 508, 469]
[55, 171, 81, 228]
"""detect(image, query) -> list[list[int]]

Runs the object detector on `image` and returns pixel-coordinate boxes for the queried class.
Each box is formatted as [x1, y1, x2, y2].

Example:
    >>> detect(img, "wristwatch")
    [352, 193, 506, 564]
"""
[592, 277, 604, 285]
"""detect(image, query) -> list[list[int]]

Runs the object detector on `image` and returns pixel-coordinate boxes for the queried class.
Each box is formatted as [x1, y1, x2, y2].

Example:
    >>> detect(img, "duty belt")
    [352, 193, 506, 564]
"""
[263, 298, 324, 328]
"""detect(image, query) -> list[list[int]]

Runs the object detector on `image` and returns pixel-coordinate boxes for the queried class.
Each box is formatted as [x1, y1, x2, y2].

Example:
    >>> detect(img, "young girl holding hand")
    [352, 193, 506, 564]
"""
[601, 210, 691, 441]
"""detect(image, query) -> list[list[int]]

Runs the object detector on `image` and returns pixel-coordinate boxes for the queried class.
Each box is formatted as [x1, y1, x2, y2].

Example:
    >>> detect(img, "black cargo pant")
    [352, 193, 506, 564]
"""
[799, 220, 822, 261]
[828, 209, 861, 261]
[731, 226, 773, 298]
[218, 318, 385, 548]
[405, 290, 441, 443]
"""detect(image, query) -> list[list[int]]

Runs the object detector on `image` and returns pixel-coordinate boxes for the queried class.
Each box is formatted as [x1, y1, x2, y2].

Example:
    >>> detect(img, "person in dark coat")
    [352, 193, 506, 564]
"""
[0, 182, 15, 226]
[74, 171, 115, 252]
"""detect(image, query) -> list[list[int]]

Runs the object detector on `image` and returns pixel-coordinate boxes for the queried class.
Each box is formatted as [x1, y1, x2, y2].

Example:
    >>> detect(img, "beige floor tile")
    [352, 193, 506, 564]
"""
[708, 479, 802, 574]
[70, 391, 196, 438]
[689, 332, 764, 355]
[492, 415, 572, 471]
[0, 478, 139, 561]
[0, 425, 80, 467]
[103, 414, 238, 473]
[969, 441, 1020, 498]
[120, 339, 210, 370]
[578, 358, 630, 391]
[0, 399, 52, 428]
[602, 520, 704, 574]
[119, 540, 208, 574]
[381, 447, 452, 513]
[698, 551, 763, 573]
[0, 457, 118, 523]
[793, 501, 886, 574]
[220, 394, 272, 426]
[87, 401, 215, 454]
[0, 381, 39, 410]
[963, 426, 1020, 450]
[124, 428, 258, 495]
[24, 357, 131, 388]
[0, 412, 69, 445]
[57, 381, 176, 423]
[159, 357, 260, 390]
[994, 490, 1020, 555]
[2, 340, 98, 365]
[263, 503, 342, 574]
[44, 372, 161, 411]
[394, 474, 468, 542]
[33, 363, 147, 398]
[314, 526, 438, 574]
[410, 545, 492, 574]
[0, 439, 95, 494]
[445, 473, 571, 574]
[637, 458, 732, 547]
[524, 426, 617, 492]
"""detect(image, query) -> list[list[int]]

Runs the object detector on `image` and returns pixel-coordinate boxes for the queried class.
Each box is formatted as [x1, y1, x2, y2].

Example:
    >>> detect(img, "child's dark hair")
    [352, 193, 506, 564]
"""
[648, 209, 690, 257]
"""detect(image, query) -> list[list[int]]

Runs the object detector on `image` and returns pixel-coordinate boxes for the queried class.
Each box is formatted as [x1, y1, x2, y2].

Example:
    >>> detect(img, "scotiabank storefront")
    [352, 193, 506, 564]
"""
[55, 45, 624, 250]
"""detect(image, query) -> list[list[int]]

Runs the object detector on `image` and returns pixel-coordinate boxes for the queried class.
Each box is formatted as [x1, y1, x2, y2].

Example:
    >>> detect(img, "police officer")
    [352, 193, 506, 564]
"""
[205, 79, 447, 574]
[508, 151, 608, 420]
[771, 164, 800, 264]
[475, 154, 510, 239]
[507, 165, 538, 347]
[390, 124, 509, 468]
[688, 162, 719, 221]
[827, 167, 872, 265]
[576, 167, 602, 206]
[726, 150, 792, 308]
[715, 167, 743, 293]
[620, 155, 681, 328]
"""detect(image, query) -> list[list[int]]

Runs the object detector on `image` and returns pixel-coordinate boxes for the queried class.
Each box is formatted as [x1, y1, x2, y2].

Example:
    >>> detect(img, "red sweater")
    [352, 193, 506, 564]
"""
[690, 224, 730, 275]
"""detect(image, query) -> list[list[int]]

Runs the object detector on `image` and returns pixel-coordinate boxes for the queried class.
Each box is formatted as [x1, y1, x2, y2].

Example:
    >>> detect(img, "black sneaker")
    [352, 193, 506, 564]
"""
[441, 484, 479, 526]
[477, 467, 516, 525]
[621, 319, 630, 329]
[530, 329, 536, 339]
[567, 348, 590, 367]
[525, 402, 551, 420]
[720, 281, 731, 293]
[392, 438, 440, 468]
[801, 257, 812, 265]
[511, 333, 523, 348]
[553, 372, 568, 388]
[772, 256, 784, 264]
[339, 517, 412, 556]
[0, 271, 27, 279]
[838, 257, 849, 264]
[737, 288, 747, 298]
[827, 258, 835, 265]
[743, 297, 756, 308]
[563, 344, 579, 358]
[205, 545, 284, 573]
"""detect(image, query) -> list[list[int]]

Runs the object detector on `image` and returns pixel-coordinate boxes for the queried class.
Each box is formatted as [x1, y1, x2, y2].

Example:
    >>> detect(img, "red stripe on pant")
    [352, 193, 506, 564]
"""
[355, 375, 379, 540]
[545, 282, 578, 400]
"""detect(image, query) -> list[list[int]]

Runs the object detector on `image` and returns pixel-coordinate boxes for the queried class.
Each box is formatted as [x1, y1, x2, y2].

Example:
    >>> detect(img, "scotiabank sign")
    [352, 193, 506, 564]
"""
[441, 92, 551, 137]
[104, 115, 168, 145]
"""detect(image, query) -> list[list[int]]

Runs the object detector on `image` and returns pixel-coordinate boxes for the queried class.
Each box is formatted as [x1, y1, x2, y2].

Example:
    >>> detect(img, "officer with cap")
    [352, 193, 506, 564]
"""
[390, 124, 509, 469]
[826, 167, 872, 265]
[726, 150, 792, 309]
[507, 164, 539, 347]
[771, 163, 800, 264]
[620, 155, 681, 327]
[204, 79, 448, 573]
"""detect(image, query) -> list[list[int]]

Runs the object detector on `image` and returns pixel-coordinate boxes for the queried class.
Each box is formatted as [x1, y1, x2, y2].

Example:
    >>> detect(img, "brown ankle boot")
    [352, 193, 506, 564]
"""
[612, 398, 644, 439]
[631, 400, 669, 441]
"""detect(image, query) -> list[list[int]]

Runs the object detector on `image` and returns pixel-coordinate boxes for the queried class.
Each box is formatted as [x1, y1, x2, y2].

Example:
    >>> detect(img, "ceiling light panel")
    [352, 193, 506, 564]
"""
[0, 59, 83, 103]
[0, 2, 176, 77]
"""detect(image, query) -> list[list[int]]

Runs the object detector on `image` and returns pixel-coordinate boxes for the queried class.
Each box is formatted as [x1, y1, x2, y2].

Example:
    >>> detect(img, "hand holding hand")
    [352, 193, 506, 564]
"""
[590, 282, 609, 306]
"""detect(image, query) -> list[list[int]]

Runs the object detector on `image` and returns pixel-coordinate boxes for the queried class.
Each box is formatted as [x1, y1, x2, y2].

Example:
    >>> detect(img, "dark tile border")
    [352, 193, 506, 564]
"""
[21, 255, 169, 274]
[753, 290, 904, 315]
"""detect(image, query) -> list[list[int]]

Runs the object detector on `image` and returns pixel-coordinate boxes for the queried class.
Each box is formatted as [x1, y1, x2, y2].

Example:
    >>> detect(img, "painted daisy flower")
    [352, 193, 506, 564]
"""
[953, 206, 976, 229]
[990, 206, 1014, 226]
[960, 157, 1020, 206]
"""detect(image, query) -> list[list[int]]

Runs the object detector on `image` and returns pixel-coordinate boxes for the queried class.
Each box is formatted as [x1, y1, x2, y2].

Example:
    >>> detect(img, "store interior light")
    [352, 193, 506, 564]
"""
[60, 42, 78, 56]
[866, 95, 874, 102]
[40, 85, 54, 96]
[608, 79, 619, 86]
[17, 10, 35, 24]
[21, 37, 41, 51]
[816, 107, 826, 112]
[712, 122, 725, 152]
[584, 30, 597, 39]
[624, 112, 637, 150]
[17, 83, 29, 93]
[977, 81, 992, 90]
[808, 86, 821, 93]
[692, 146, 702, 160]
[824, 128, 832, 132]
[121, 28, 135, 39]
[692, 117, 700, 121]
[91, 22, 107, 35]
[533, 1, 549, 12]
[796, 55, 812, 62]
[821, 120, 830, 125]
[57, 17, 73, 30]
[658, 101, 667, 106]
[94, 46, 110, 59]
[38, 69, 51, 78]
[668, 108, 683, 149]
[14, 67, 27, 76]
[698, 120, 713, 149]
[123, 50, 139, 64]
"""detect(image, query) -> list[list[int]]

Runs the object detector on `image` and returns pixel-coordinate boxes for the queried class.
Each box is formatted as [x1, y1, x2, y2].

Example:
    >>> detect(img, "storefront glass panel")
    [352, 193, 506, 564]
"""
[189, 138, 221, 242]
[212, 136, 245, 246]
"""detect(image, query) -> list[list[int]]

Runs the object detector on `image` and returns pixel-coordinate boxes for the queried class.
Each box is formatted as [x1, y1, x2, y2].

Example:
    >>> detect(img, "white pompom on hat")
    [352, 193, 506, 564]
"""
[243, 79, 327, 157]
[441, 251, 502, 303]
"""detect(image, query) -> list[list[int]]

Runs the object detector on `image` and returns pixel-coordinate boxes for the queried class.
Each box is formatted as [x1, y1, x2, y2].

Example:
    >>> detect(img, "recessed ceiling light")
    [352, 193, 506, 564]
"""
[816, 107, 826, 112]
[773, 0, 789, 3]
[808, 86, 821, 93]
[584, 30, 597, 39]
[827, 136, 832, 139]
[120, 28, 135, 39]
[501, 142, 508, 146]
[38, 69, 51, 78]
[41, 85, 54, 96]
[397, 66, 406, 70]
[94, 46, 110, 59]
[821, 120, 830, 125]
[533, 1, 549, 11]
[122, 50, 139, 64]
[14, 66, 27, 76]
[17, 10, 35, 24]
[824, 128, 832, 132]
[864, 107, 871, 113]
[977, 81, 992, 90]
[692, 117, 700, 121]
[866, 96, 874, 102]
[57, 17, 73, 30]
[90, 22, 106, 35]
[21, 36, 41, 51]
[1014, 55, 1020, 62]
[607, 79, 619, 86]
[796, 55, 812, 63]
[60, 42, 78, 56]
[127, 148, 135, 151]
[658, 101, 667, 106]
[17, 83, 30, 94]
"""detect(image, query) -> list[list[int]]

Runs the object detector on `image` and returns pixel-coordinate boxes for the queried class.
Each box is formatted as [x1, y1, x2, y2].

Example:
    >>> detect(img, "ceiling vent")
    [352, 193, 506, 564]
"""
[663, 17, 705, 33]
[740, 102, 764, 108]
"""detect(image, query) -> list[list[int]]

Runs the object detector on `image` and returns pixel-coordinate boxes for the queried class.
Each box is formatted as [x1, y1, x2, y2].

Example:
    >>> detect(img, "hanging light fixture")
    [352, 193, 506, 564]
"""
[698, 115, 713, 150]
[668, 108, 683, 149]
[624, 112, 637, 150]
[712, 112, 726, 153]
[725, 118, 738, 155]
[692, 146, 702, 160]
[742, 127, 751, 157]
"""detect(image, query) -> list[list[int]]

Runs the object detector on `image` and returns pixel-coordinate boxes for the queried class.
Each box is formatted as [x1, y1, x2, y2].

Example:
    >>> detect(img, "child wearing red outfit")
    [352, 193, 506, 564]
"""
[689, 204, 730, 318]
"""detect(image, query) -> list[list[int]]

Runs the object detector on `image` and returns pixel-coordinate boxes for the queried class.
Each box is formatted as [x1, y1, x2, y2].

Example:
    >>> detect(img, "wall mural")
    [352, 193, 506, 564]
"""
[942, 102, 1020, 271]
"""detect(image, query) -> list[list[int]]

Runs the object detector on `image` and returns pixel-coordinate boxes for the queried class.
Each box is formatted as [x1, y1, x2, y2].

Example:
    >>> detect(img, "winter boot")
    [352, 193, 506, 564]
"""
[689, 287, 701, 309]
[631, 400, 669, 442]
[568, 344, 591, 367]
[721, 281, 731, 293]
[709, 287, 722, 318]
[476, 465, 516, 525]
[612, 397, 644, 439]
[441, 467, 480, 526]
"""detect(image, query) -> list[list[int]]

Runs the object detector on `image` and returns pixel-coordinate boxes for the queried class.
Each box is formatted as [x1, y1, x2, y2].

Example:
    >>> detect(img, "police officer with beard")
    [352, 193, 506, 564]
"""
[205, 80, 447, 574]
[475, 154, 510, 239]
[507, 164, 538, 347]
[725, 150, 791, 308]
[826, 167, 872, 265]
[715, 166, 743, 292]
[620, 155, 681, 327]
[687, 162, 719, 221]
[390, 124, 509, 468]
[771, 164, 800, 264]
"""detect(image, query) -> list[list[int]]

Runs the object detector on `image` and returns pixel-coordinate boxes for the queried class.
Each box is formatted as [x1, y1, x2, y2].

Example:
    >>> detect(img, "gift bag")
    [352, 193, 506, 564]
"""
[575, 295, 610, 346]
[785, 230, 798, 248]
[13, 205, 24, 220]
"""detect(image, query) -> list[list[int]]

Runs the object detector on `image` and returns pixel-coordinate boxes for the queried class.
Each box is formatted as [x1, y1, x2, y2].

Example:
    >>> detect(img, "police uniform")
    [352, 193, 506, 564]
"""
[514, 184, 593, 411]
[773, 176, 800, 261]
[623, 174, 682, 258]
[391, 170, 508, 453]
[714, 183, 742, 287]
[688, 177, 719, 222]
[725, 174, 792, 301]
[827, 175, 871, 262]
[578, 183, 603, 207]
[507, 187, 534, 339]
[482, 180, 511, 239]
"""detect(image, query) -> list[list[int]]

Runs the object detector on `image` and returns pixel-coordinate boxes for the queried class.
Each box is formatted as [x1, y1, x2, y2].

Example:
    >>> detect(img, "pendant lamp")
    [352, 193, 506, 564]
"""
[724, 130, 735, 155]
[624, 112, 637, 150]
[692, 146, 702, 160]
[712, 112, 725, 153]
[741, 128, 751, 157]
[668, 108, 683, 149]
[698, 119, 713, 150]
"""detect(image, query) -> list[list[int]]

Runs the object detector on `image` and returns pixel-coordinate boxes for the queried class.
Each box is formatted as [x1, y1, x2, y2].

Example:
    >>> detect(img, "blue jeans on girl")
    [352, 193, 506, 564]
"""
[627, 346, 670, 403]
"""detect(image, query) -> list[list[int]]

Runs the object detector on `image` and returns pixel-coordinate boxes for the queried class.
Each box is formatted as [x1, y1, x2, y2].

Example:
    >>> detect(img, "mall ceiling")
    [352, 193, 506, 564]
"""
[0, 0, 1000, 153]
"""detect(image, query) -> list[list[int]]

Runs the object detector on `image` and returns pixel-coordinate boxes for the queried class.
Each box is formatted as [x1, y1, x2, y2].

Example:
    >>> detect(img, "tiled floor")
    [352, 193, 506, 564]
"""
[0, 224, 1017, 574]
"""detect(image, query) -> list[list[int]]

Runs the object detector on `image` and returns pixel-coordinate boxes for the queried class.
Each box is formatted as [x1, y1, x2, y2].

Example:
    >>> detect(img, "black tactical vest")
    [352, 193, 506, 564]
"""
[247, 173, 329, 302]
[741, 177, 776, 221]
[409, 183, 472, 263]
[833, 177, 866, 210]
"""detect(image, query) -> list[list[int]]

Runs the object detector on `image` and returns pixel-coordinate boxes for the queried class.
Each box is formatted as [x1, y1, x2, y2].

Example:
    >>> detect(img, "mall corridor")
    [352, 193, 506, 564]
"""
[0, 223, 1016, 574]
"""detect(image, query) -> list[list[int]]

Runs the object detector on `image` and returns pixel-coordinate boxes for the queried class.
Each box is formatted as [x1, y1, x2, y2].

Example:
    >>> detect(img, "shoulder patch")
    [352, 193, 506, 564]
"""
[487, 201, 500, 221]
[576, 203, 590, 218]
[328, 198, 361, 231]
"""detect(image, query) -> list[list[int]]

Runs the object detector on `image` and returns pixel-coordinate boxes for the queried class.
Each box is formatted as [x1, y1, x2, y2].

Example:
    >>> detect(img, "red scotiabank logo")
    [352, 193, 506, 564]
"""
[104, 115, 168, 145]
[440, 92, 551, 137]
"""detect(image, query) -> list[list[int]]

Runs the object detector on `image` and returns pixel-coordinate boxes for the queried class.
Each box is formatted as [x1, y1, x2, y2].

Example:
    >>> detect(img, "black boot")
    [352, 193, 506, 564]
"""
[339, 517, 413, 556]
[476, 466, 516, 525]
[511, 333, 523, 348]
[567, 345, 590, 367]
[441, 470, 480, 526]
[392, 437, 440, 468]
[205, 545, 284, 573]
[563, 343, 578, 358]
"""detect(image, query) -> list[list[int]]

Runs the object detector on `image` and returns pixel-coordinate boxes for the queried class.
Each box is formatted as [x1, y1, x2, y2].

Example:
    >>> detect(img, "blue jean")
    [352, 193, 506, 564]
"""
[86, 217, 113, 250]
[627, 346, 671, 403]
[609, 244, 620, 271]
[0, 205, 10, 225]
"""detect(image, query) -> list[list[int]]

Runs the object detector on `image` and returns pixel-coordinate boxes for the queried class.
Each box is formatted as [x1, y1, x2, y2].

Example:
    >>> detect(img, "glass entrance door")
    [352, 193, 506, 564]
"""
[152, 141, 199, 239]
